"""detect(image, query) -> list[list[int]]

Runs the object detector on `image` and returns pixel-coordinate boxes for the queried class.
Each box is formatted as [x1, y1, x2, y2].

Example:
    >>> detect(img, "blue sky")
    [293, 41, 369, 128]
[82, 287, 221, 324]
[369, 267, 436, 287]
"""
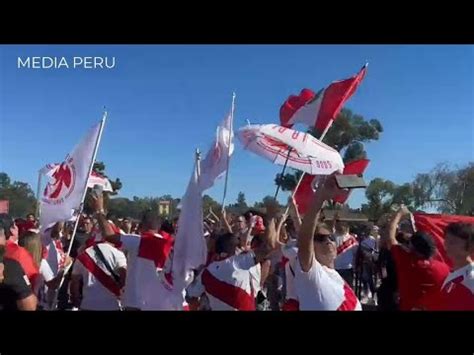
[0, 45, 472, 208]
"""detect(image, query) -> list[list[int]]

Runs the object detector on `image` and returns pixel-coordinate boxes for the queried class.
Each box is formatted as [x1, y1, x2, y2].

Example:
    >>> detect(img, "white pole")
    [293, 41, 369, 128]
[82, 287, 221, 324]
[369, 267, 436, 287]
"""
[196, 148, 201, 177]
[35, 171, 43, 219]
[66, 110, 108, 256]
[53, 109, 108, 310]
[221, 92, 236, 209]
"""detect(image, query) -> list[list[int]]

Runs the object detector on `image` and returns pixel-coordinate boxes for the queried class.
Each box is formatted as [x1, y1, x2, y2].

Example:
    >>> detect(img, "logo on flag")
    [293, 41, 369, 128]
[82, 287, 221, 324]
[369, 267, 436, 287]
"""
[42, 159, 76, 204]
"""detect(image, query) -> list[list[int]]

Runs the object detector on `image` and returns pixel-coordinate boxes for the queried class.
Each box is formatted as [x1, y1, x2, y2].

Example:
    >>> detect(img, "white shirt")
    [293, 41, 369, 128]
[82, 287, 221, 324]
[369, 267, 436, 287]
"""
[72, 243, 127, 311]
[294, 256, 361, 311]
[119, 233, 174, 310]
[334, 233, 358, 270]
[442, 262, 474, 293]
[198, 252, 258, 311]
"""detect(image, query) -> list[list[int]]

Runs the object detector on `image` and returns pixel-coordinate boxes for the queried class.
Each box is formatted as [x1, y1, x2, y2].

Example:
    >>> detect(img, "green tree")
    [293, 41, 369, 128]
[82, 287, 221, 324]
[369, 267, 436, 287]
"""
[276, 108, 383, 191]
[226, 192, 249, 216]
[360, 178, 396, 222]
[0, 172, 36, 217]
[412, 162, 474, 215]
[203, 195, 221, 216]
[236, 192, 248, 210]
[253, 195, 284, 211]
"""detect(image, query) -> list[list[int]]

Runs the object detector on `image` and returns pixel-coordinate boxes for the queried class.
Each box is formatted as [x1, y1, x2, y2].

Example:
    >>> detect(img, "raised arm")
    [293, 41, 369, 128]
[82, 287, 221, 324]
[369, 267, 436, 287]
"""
[298, 175, 340, 272]
[253, 200, 280, 264]
[276, 208, 289, 243]
[383, 204, 410, 250]
[220, 208, 233, 234]
[91, 193, 119, 243]
[288, 196, 302, 233]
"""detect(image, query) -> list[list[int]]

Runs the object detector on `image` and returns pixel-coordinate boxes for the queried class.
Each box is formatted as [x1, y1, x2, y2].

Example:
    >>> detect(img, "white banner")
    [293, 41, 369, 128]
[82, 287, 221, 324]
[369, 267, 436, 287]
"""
[199, 112, 234, 191]
[40, 121, 102, 231]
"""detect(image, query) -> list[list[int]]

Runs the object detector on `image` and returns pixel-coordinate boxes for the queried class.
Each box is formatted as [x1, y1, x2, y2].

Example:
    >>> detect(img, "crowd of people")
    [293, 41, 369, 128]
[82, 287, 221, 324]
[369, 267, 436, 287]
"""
[0, 175, 473, 311]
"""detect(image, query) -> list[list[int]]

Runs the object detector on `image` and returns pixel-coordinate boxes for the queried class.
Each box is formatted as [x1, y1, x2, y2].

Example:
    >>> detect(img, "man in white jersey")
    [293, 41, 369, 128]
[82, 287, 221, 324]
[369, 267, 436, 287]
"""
[436, 222, 474, 310]
[295, 174, 361, 311]
[91, 195, 174, 310]
[188, 203, 281, 311]
[70, 206, 127, 311]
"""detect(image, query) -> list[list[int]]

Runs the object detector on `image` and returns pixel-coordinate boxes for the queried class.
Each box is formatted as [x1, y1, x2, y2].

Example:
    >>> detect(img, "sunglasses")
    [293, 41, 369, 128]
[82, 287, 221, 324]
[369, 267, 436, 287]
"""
[314, 234, 336, 243]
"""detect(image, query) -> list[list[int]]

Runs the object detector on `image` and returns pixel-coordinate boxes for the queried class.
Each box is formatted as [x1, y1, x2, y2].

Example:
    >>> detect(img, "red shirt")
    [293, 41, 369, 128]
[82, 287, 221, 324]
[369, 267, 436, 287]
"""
[391, 245, 450, 310]
[5, 239, 40, 289]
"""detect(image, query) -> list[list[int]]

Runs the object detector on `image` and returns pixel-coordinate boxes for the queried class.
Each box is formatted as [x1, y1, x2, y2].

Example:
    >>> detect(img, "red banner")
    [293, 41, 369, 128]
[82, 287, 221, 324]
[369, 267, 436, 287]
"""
[413, 213, 474, 267]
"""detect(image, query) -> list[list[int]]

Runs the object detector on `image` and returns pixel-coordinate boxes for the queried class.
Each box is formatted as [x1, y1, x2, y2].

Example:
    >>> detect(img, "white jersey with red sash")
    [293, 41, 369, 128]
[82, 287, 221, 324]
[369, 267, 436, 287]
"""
[199, 251, 259, 311]
[294, 256, 361, 311]
[334, 233, 358, 270]
[72, 243, 126, 310]
[438, 262, 474, 311]
[119, 231, 174, 309]
[44, 239, 66, 276]
[151, 255, 193, 311]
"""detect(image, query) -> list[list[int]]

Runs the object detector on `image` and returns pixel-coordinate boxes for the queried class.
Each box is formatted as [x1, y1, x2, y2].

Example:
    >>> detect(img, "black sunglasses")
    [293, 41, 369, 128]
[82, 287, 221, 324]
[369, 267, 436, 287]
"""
[314, 234, 336, 243]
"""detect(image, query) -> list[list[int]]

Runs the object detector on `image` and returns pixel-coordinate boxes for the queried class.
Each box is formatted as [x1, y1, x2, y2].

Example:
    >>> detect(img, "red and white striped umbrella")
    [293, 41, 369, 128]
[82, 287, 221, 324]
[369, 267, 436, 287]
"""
[237, 124, 344, 175]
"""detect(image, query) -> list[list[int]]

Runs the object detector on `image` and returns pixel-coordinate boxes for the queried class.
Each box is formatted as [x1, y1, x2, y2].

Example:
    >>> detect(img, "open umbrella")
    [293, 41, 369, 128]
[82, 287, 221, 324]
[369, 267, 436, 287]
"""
[237, 124, 344, 175]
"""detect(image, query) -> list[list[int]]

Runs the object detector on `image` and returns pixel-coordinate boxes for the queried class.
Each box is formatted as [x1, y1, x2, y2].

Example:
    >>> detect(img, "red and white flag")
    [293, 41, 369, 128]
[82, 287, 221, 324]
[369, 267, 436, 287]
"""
[413, 213, 474, 268]
[39, 120, 103, 232]
[40, 165, 113, 192]
[199, 111, 234, 191]
[280, 64, 367, 133]
[294, 159, 370, 214]
[87, 171, 113, 192]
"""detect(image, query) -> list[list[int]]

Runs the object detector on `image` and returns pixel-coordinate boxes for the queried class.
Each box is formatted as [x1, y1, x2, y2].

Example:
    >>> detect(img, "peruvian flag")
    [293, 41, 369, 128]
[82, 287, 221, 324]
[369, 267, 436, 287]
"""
[294, 159, 370, 214]
[413, 213, 474, 268]
[280, 64, 367, 133]
[40, 165, 113, 192]
[39, 121, 103, 232]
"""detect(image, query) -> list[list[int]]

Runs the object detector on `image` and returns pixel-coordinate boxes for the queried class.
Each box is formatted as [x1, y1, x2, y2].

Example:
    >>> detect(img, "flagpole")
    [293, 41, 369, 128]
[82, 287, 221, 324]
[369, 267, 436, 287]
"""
[66, 110, 108, 256]
[196, 148, 201, 177]
[53, 109, 108, 310]
[221, 92, 235, 209]
[35, 171, 43, 219]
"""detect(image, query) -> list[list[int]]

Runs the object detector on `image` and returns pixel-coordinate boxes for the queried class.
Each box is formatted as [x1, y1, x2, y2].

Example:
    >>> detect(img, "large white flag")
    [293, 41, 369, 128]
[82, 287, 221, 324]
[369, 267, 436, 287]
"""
[167, 160, 207, 290]
[199, 112, 234, 191]
[40, 121, 102, 231]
